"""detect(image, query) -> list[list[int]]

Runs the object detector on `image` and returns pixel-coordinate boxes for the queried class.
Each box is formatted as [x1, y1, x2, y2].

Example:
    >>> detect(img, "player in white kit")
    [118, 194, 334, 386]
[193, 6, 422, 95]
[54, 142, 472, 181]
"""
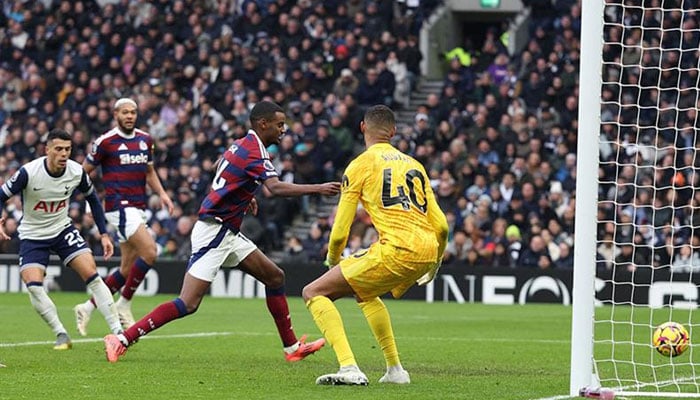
[0, 129, 123, 349]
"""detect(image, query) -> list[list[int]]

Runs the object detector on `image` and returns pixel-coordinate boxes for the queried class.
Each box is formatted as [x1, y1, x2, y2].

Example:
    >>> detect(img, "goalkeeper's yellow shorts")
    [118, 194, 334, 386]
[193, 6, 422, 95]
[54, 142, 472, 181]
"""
[339, 242, 434, 301]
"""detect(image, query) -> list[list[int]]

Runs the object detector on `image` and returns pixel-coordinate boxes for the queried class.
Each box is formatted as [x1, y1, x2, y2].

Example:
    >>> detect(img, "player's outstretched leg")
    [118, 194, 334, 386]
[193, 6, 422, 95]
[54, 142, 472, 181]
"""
[103, 297, 190, 362]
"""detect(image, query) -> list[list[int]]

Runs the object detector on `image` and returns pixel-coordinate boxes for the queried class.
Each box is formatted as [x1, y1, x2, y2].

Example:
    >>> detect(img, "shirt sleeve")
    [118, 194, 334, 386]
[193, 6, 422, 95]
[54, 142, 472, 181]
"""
[85, 191, 108, 235]
[147, 135, 155, 165]
[86, 140, 103, 166]
[425, 183, 449, 264]
[326, 159, 364, 265]
[248, 145, 279, 182]
[0, 167, 28, 200]
[77, 169, 95, 195]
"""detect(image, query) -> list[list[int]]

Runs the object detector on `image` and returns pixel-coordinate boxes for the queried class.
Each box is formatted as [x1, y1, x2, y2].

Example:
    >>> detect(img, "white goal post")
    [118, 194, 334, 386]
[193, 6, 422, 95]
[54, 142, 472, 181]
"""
[571, 0, 700, 398]
[569, 0, 602, 396]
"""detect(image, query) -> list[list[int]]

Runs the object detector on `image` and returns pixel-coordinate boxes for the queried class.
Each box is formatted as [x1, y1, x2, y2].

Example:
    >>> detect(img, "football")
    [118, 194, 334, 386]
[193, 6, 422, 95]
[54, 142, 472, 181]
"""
[652, 322, 690, 357]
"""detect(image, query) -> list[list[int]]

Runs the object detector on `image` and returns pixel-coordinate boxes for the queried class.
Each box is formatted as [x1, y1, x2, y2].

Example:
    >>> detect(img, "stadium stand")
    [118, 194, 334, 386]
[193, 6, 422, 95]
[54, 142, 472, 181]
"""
[2, 0, 673, 273]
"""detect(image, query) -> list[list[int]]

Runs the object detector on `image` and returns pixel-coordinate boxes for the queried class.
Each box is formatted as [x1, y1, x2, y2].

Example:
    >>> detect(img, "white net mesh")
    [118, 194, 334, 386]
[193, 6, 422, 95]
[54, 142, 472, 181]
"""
[594, 1, 700, 396]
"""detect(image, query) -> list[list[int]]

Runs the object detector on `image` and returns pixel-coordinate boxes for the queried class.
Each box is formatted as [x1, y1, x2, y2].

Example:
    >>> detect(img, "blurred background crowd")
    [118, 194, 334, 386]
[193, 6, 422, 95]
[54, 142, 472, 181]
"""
[0, 0, 696, 273]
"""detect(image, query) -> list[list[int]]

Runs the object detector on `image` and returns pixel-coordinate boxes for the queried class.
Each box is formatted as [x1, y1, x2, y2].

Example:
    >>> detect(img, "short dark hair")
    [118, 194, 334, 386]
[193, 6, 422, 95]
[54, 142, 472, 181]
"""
[363, 104, 395, 129]
[249, 101, 284, 124]
[47, 128, 72, 142]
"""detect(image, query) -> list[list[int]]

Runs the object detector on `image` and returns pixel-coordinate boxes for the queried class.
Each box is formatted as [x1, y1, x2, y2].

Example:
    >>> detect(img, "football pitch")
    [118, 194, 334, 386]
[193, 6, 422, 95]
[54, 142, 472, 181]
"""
[0, 292, 577, 400]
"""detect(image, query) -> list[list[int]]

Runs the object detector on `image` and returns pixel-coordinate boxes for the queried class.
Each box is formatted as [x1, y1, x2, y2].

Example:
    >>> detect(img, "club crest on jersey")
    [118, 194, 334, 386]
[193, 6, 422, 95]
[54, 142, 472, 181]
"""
[119, 153, 148, 165]
[33, 200, 66, 213]
[139, 141, 148, 151]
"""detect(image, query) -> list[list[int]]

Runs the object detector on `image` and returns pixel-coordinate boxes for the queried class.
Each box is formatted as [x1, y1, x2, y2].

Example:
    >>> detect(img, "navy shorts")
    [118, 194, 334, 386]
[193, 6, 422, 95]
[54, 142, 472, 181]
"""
[19, 226, 91, 269]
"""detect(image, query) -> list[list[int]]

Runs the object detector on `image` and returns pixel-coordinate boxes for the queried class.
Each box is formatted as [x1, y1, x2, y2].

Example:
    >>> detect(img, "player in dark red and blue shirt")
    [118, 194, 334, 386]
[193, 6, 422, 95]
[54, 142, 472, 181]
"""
[74, 98, 174, 337]
[197, 129, 281, 232]
[104, 101, 340, 363]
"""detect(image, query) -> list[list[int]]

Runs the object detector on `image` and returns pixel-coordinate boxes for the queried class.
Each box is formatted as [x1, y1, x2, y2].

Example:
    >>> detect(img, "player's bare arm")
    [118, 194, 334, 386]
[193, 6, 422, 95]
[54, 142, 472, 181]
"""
[263, 177, 340, 197]
[145, 164, 174, 214]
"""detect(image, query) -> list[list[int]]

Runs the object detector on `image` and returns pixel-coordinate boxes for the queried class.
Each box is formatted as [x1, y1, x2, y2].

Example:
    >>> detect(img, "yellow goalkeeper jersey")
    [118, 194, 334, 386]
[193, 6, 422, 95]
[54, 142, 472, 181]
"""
[327, 142, 446, 264]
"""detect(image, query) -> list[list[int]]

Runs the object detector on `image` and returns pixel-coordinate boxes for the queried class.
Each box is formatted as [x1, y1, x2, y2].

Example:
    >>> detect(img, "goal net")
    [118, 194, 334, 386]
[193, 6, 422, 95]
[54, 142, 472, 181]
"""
[571, 1, 700, 398]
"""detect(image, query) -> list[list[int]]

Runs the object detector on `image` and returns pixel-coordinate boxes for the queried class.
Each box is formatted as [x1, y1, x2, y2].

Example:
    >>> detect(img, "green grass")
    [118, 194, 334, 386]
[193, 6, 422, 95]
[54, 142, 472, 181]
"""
[5, 294, 698, 399]
[0, 293, 576, 400]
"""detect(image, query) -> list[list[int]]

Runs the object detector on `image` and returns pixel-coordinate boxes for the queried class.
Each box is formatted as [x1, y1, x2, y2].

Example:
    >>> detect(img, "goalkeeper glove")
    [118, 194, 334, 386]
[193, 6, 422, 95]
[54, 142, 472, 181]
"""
[416, 261, 442, 286]
[323, 257, 342, 269]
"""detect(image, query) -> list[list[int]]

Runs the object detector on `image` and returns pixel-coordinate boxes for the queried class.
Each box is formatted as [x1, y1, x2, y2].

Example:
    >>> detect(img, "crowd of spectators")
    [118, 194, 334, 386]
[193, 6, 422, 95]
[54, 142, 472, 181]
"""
[0, 0, 438, 260]
[385, 0, 700, 274]
[596, 0, 700, 273]
[378, 0, 584, 271]
[0, 0, 695, 273]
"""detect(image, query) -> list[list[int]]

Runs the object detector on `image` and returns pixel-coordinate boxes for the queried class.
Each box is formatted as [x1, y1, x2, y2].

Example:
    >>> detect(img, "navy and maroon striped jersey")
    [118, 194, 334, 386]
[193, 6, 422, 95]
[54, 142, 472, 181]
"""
[198, 130, 278, 232]
[87, 127, 153, 211]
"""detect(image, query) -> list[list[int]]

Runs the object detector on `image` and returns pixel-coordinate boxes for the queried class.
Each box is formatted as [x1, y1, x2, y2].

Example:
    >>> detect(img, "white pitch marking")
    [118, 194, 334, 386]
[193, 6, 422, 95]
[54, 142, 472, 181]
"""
[0, 331, 275, 348]
[0, 332, 569, 348]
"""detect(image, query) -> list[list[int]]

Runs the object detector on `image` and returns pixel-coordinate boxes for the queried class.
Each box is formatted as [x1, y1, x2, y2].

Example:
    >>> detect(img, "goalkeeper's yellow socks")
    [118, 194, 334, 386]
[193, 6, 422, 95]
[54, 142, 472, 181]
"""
[306, 296, 356, 367]
[359, 297, 401, 368]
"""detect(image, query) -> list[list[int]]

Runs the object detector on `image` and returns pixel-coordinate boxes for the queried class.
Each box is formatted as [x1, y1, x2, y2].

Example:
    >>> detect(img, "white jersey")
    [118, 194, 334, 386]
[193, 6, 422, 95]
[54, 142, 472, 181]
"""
[1, 157, 94, 240]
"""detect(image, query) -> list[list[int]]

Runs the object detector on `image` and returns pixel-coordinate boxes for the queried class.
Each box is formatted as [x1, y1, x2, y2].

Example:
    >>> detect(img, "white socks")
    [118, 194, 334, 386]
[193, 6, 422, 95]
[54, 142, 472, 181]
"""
[86, 276, 122, 334]
[27, 284, 66, 336]
[284, 341, 300, 354]
[115, 296, 131, 308]
[82, 299, 96, 312]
